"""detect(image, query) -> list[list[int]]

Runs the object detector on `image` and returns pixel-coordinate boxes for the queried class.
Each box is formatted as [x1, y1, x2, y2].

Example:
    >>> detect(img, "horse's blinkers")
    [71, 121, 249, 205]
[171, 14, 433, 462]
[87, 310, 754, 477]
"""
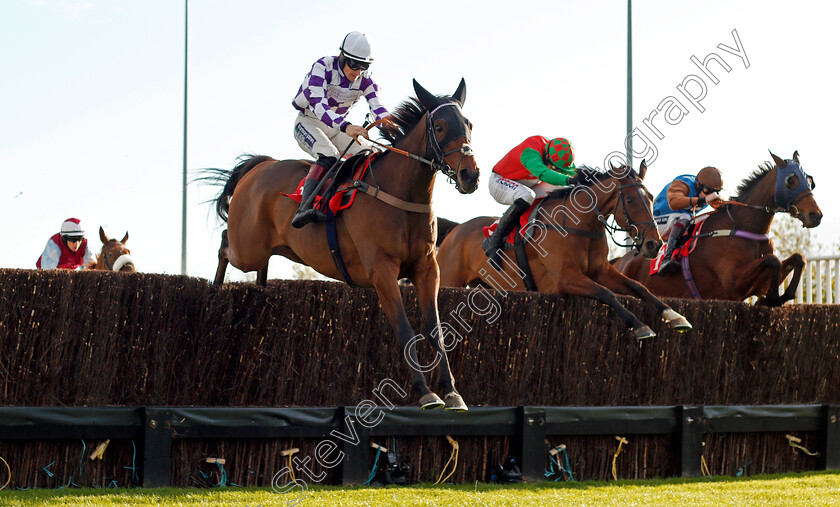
[774, 159, 814, 210]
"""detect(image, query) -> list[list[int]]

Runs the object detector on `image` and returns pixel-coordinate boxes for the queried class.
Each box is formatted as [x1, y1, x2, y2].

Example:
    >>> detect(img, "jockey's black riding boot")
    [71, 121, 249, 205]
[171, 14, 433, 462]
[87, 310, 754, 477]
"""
[292, 156, 336, 228]
[482, 198, 530, 269]
[659, 218, 689, 274]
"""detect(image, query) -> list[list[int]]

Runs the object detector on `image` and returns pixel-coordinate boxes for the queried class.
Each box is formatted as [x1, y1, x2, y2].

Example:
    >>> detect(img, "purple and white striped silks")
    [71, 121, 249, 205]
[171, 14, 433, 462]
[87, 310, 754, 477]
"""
[292, 56, 389, 130]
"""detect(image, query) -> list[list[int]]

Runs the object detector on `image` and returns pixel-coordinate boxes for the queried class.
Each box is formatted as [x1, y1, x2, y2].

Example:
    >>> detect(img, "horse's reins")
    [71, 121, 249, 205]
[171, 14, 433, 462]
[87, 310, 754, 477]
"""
[348, 103, 473, 213]
[364, 118, 432, 162]
[716, 193, 812, 215]
[696, 181, 814, 236]
[535, 176, 657, 253]
[670, 183, 815, 250]
[365, 103, 474, 181]
[598, 180, 658, 252]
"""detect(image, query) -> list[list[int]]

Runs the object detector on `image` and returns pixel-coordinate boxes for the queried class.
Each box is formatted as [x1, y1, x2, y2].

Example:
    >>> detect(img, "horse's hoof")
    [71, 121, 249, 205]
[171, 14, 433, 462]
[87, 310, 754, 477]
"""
[443, 392, 468, 412]
[419, 393, 445, 410]
[633, 326, 656, 340]
[670, 318, 692, 332]
[661, 309, 692, 332]
[756, 296, 781, 307]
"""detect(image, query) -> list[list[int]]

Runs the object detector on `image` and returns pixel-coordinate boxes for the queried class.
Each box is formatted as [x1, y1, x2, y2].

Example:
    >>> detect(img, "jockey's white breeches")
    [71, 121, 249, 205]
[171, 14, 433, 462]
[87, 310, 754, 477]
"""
[293, 113, 372, 160]
[655, 212, 692, 235]
[487, 171, 565, 206]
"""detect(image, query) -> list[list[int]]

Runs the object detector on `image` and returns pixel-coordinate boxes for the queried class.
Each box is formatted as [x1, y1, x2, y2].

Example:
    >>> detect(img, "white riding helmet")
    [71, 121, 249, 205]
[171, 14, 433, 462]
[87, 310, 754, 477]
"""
[340, 31, 374, 63]
[60, 217, 84, 238]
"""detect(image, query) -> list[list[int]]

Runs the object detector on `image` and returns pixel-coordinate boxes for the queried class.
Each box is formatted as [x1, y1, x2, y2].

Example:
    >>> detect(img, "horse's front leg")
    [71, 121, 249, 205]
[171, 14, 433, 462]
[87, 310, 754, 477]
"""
[551, 267, 656, 340]
[369, 259, 444, 410]
[778, 253, 806, 304]
[734, 255, 784, 306]
[410, 255, 467, 411]
[593, 264, 692, 332]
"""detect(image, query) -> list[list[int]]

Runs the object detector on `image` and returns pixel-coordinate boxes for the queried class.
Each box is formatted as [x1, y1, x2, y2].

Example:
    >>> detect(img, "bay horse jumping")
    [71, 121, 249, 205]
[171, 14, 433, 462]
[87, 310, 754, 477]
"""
[612, 151, 822, 305]
[436, 161, 691, 340]
[208, 80, 479, 410]
[87, 227, 135, 272]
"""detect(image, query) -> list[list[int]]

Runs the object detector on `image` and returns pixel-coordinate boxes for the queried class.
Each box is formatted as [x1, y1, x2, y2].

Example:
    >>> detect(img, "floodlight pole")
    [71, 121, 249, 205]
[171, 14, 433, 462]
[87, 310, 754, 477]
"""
[626, 0, 633, 169]
[181, 0, 188, 275]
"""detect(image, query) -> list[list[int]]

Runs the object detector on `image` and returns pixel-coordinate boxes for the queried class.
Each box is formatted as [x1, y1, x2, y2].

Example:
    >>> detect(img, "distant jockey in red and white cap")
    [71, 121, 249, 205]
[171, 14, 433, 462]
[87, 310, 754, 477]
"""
[36, 218, 96, 270]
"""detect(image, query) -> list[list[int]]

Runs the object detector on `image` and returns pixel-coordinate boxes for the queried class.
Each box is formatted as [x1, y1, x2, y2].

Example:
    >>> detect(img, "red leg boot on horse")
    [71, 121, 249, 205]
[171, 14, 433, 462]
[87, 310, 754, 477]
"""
[482, 198, 530, 269]
[291, 156, 337, 228]
[658, 217, 689, 275]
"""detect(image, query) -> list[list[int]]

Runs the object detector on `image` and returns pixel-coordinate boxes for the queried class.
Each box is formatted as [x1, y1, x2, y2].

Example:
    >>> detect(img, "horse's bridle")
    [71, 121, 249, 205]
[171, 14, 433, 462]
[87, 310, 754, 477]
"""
[597, 179, 658, 252]
[368, 101, 474, 185]
[423, 102, 474, 182]
[101, 242, 134, 272]
[721, 161, 815, 224]
[770, 161, 815, 222]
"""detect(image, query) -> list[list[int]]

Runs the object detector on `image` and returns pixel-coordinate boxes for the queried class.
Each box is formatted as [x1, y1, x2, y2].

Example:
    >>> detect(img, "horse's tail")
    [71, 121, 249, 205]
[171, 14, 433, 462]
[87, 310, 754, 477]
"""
[199, 154, 275, 223]
[436, 217, 461, 247]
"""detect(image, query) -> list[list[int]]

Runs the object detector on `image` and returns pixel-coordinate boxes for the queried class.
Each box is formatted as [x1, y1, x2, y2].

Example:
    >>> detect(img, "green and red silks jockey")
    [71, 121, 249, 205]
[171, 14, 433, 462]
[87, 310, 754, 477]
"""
[492, 136, 576, 187]
[483, 136, 577, 267]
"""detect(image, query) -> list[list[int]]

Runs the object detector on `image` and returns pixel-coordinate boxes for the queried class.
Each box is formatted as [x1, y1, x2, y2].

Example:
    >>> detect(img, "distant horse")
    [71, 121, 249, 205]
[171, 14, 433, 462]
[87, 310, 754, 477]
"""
[612, 151, 822, 305]
[207, 80, 479, 410]
[436, 162, 691, 340]
[87, 227, 135, 272]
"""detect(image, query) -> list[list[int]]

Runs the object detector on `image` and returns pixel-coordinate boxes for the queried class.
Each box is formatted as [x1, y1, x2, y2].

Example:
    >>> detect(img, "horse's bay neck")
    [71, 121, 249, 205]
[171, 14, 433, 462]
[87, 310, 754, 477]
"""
[372, 151, 435, 205]
[725, 173, 777, 234]
[550, 195, 609, 231]
[720, 204, 775, 234]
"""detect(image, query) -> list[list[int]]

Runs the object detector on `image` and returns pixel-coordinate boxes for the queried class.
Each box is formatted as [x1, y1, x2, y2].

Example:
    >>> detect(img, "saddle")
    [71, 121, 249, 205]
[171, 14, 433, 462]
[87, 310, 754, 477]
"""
[481, 198, 544, 247]
[283, 151, 379, 216]
[482, 196, 603, 248]
[649, 215, 709, 275]
[481, 198, 607, 291]
[282, 151, 382, 289]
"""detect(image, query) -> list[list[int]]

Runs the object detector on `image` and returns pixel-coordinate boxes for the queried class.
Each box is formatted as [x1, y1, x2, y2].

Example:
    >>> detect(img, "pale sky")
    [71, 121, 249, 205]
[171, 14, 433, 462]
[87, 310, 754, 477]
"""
[2, 0, 838, 280]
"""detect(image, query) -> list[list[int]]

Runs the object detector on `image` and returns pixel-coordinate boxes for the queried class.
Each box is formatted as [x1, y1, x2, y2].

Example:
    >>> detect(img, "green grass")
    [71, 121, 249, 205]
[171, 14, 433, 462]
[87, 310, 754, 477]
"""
[1, 472, 839, 506]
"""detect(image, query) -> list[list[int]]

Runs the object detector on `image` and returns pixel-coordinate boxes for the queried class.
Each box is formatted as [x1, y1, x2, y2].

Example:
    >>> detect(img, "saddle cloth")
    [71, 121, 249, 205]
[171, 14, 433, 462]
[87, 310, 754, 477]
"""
[650, 215, 710, 275]
[481, 198, 545, 246]
[283, 152, 379, 215]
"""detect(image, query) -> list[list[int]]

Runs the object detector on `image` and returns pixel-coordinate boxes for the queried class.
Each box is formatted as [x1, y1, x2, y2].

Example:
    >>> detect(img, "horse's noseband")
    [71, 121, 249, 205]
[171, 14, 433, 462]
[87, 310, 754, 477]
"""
[103, 243, 134, 272]
[611, 180, 657, 252]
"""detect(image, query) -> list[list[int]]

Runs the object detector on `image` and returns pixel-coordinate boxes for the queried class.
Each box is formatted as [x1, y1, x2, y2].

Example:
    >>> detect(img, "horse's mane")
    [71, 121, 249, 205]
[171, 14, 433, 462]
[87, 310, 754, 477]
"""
[379, 98, 427, 145]
[734, 161, 774, 202]
[545, 165, 635, 199]
[380, 94, 457, 145]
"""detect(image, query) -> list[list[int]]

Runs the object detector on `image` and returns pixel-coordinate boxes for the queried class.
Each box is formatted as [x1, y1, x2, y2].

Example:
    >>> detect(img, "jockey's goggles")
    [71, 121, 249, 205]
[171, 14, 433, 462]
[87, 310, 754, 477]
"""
[699, 185, 722, 195]
[345, 58, 369, 71]
[63, 235, 83, 242]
